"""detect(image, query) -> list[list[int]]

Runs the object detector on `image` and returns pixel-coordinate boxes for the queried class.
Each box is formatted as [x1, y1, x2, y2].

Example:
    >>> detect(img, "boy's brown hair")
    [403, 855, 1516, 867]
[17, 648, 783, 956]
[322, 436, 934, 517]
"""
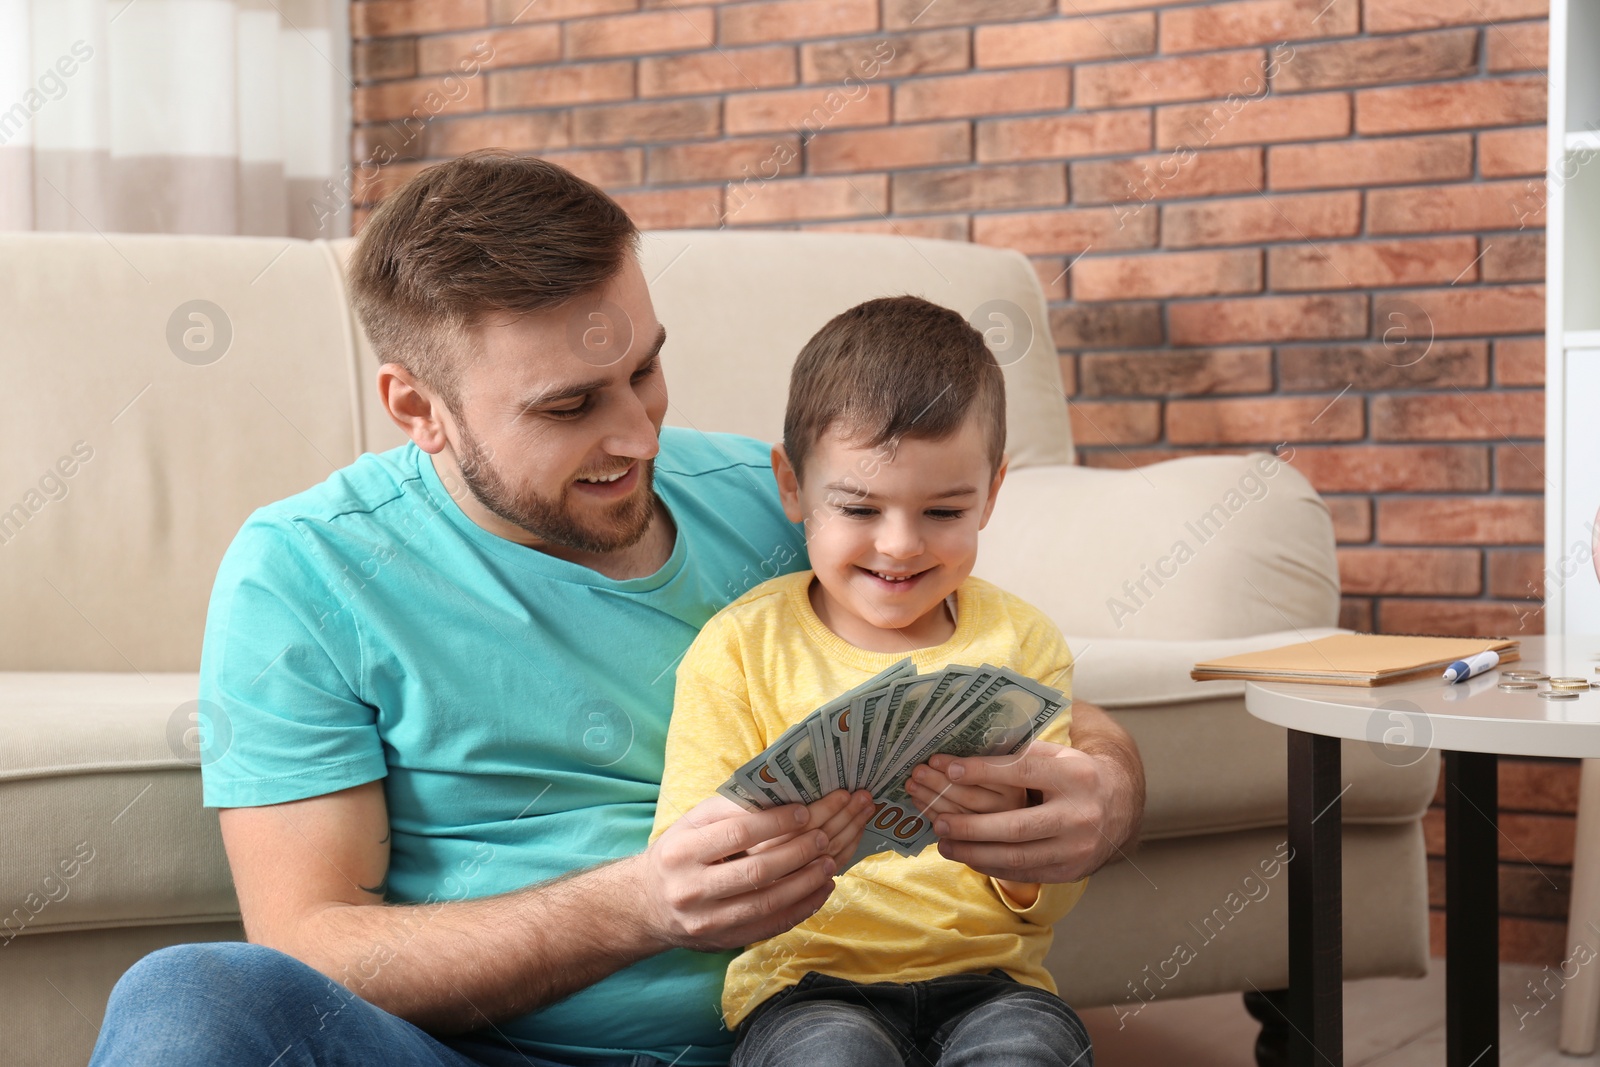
[347, 150, 638, 410]
[783, 295, 1007, 482]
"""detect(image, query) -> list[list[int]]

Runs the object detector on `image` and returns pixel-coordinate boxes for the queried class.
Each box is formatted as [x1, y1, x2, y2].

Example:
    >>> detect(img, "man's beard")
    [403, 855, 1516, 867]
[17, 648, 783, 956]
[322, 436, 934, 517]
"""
[454, 416, 658, 556]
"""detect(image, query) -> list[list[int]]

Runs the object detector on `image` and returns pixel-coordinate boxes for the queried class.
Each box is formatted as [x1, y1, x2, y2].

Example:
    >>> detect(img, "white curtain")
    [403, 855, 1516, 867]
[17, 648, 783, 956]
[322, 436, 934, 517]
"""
[0, 0, 350, 237]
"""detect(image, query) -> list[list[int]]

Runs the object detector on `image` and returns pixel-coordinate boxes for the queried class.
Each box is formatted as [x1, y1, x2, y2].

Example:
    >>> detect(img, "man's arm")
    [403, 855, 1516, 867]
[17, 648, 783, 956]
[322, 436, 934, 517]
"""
[912, 700, 1145, 884]
[220, 780, 853, 1034]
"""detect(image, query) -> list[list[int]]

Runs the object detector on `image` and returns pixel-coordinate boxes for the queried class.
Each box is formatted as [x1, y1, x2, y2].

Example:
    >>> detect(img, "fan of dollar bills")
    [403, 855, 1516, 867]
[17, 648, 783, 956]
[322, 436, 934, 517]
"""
[717, 661, 1068, 865]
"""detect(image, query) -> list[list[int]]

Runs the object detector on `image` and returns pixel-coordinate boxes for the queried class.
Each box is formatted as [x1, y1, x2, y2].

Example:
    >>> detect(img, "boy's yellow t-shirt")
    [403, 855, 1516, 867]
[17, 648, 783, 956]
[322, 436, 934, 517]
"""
[649, 570, 1087, 1030]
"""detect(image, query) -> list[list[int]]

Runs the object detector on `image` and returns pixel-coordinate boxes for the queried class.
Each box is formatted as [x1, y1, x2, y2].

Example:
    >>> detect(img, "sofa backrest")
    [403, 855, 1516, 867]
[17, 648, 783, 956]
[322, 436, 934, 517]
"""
[342, 230, 1075, 470]
[1, 233, 367, 672]
[3, 230, 1073, 672]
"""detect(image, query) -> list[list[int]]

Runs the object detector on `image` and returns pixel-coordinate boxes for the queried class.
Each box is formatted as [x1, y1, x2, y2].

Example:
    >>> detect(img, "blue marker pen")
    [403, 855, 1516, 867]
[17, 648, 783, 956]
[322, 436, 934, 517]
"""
[1443, 649, 1501, 683]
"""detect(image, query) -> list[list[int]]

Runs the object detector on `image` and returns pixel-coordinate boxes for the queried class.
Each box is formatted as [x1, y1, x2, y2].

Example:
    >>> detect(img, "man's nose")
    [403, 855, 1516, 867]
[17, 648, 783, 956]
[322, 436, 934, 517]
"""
[603, 388, 660, 461]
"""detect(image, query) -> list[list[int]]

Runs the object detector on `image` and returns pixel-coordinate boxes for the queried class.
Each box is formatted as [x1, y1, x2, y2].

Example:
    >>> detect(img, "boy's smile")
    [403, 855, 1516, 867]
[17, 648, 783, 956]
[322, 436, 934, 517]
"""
[773, 414, 1007, 654]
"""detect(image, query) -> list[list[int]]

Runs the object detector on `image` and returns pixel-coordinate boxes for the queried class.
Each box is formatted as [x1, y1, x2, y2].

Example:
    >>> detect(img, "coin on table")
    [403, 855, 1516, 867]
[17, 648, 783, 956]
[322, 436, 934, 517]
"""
[1499, 681, 1539, 690]
[1540, 690, 1580, 700]
[1506, 671, 1549, 680]
[1552, 682, 1592, 690]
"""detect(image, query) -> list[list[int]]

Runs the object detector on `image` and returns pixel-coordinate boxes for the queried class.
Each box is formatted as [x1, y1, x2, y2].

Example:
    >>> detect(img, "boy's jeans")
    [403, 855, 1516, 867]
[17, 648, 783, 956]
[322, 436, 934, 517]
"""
[87, 941, 671, 1067]
[730, 969, 1092, 1067]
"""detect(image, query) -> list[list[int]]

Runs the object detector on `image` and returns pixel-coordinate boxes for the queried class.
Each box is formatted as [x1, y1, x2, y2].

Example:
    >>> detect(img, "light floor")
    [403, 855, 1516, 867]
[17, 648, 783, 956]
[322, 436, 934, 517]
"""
[1078, 959, 1600, 1066]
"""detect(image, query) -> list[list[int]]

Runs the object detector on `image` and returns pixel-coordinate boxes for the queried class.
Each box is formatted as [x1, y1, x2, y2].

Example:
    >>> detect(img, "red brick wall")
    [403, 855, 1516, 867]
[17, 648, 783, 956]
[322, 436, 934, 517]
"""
[347, 0, 1566, 964]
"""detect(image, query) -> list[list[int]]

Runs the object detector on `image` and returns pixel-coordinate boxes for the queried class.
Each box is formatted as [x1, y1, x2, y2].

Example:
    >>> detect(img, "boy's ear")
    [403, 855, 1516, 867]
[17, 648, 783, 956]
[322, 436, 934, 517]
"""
[976, 453, 1009, 530]
[771, 443, 806, 524]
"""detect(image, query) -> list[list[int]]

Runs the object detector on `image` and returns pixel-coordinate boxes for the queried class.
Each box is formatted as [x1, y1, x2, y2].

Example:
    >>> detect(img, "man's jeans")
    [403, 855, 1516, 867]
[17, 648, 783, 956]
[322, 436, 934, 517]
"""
[87, 941, 667, 1067]
[730, 969, 1092, 1067]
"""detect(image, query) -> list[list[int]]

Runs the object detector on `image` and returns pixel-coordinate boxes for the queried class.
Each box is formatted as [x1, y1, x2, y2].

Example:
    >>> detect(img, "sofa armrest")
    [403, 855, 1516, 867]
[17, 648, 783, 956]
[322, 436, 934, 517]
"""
[1064, 629, 1344, 709]
[975, 453, 1339, 641]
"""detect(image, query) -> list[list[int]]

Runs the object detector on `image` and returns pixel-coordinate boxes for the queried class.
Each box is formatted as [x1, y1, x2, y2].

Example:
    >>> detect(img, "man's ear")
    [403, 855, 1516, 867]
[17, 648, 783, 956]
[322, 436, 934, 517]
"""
[378, 363, 452, 454]
[771, 443, 806, 524]
[977, 453, 1009, 530]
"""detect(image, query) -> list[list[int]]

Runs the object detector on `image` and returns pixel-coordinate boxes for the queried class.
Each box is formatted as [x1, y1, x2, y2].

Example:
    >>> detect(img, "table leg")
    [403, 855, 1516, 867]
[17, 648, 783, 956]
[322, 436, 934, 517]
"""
[1445, 750, 1499, 1067]
[1559, 757, 1600, 1054]
[1288, 729, 1343, 1067]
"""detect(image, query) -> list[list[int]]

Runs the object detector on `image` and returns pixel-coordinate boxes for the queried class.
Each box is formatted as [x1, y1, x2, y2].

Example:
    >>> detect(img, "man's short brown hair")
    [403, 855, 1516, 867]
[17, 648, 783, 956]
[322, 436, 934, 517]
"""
[783, 295, 1006, 483]
[347, 150, 638, 409]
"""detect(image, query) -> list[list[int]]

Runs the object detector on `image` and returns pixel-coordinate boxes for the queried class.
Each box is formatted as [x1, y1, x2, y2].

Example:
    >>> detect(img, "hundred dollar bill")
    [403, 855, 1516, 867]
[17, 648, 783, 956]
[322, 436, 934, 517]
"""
[728, 720, 806, 786]
[873, 665, 1001, 792]
[876, 667, 978, 783]
[880, 667, 1064, 793]
[808, 714, 837, 795]
[713, 659, 1062, 855]
[822, 700, 855, 794]
[719, 720, 810, 809]
[864, 670, 969, 795]
[822, 659, 914, 793]
[862, 675, 928, 780]
[716, 772, 787, 813]
[856, 677, 912, 788]
[760, 758, 807, 804]
[716, 662, 913, 812]
[718, 746, 797, 810]
[862, 673, 1068, 855]
[849, 687, 896, 790]
[768, 717, 827, 802]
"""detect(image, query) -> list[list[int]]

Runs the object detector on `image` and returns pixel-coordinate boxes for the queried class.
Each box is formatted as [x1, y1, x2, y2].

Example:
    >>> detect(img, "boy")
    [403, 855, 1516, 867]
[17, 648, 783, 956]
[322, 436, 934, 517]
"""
[650, 296, 1091, 1067]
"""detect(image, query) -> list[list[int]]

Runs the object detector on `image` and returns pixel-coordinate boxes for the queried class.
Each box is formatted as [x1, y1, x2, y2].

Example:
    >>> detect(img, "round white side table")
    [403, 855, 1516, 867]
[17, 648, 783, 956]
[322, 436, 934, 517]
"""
[1245, 635, 1600, 1067]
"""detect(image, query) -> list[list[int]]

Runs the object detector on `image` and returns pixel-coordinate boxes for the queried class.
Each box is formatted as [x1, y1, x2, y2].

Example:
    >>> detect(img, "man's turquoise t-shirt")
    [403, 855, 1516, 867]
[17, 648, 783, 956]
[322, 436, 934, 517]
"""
[198, 428, 808, 1065]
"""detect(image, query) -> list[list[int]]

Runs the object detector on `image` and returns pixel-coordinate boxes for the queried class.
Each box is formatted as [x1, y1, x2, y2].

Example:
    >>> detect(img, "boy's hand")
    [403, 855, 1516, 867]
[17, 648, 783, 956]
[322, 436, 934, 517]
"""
[925, 714, 1144, 887]
[746, 789, 874, 868]
[904, 759, 1030, 817]
[905, 762, 1040, 907]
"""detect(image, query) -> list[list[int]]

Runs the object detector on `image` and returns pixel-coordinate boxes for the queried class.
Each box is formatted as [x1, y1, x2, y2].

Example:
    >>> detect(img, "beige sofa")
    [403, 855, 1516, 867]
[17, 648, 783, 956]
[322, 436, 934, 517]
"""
[0, 229, 1437, 1066]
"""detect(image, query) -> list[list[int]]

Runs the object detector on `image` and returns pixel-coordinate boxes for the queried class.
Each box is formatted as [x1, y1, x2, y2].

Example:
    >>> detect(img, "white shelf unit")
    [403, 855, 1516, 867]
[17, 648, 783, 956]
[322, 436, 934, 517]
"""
[1549, 5, 1600, 1059]
[1546, 0, 1600, 639]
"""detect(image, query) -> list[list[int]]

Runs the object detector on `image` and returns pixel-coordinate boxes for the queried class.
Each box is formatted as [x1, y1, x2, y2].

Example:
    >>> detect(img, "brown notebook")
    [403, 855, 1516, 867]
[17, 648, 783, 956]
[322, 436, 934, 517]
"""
[1191, 634, 1521, 686]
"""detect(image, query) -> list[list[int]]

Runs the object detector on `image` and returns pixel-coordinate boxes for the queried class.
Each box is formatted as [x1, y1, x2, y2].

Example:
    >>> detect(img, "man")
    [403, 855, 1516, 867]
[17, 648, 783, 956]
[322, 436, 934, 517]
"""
[90, 152, 1144, 1067]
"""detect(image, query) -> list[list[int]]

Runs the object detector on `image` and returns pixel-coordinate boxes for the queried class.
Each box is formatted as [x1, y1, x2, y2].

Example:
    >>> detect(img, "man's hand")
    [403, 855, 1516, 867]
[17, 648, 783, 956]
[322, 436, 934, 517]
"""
[910, 701, 1145, 885]
[638, 791, 871, 952]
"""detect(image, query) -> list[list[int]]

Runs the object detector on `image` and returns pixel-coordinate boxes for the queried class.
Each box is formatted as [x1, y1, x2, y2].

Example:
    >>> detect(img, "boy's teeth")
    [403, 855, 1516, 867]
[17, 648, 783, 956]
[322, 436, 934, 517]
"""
[872, 570, 915, 582]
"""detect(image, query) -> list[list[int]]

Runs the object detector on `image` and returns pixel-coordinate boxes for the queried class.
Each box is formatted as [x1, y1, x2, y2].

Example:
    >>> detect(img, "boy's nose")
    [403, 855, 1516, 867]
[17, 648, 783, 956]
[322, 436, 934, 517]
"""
[877, 519, 924, 560]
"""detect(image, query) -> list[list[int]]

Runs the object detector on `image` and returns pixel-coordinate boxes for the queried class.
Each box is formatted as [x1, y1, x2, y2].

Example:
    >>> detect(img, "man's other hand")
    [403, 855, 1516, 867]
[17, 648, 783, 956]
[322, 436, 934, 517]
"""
[637, 791, 870, 952]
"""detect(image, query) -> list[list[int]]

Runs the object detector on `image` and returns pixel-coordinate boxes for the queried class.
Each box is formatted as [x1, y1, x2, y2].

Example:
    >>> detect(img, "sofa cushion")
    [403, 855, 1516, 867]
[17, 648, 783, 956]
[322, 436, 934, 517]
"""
[0, 674, 237, 936]
[1112, 695, 1440, 841]
[0, 667, 1436, 934]
[1047, 821, 1430, 1007]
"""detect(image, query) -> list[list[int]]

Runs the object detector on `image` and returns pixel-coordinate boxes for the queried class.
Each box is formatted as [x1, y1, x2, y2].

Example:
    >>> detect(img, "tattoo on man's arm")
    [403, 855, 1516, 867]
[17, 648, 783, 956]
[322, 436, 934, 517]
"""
[360, 830, 392, 895]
